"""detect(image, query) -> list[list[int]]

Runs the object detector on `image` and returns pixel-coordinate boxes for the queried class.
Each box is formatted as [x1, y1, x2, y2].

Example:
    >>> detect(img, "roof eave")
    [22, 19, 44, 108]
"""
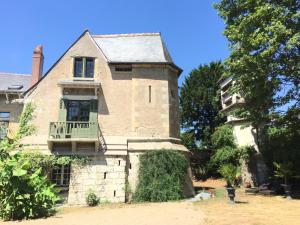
[108, 61, 183, 76]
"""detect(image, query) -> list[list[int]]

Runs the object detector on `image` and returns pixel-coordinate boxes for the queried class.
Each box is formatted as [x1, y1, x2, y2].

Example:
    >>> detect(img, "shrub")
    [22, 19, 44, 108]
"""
[219, 163, 241, 187]
[85, 190, 99, 206]
[134, 150, 188, 202]
[0, 153, 60, 220]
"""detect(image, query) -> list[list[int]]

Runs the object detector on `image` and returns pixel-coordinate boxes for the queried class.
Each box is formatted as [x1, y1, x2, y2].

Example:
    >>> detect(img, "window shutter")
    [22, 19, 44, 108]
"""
[59, 99, 68, 121]
[89, 99, 98, 122]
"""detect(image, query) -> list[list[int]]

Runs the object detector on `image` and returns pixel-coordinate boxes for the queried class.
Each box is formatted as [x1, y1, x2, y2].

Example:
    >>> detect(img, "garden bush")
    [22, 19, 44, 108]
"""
[85, 190, 99, 206]
[134, 150, 188, 202]
[0, 152, 60, 220]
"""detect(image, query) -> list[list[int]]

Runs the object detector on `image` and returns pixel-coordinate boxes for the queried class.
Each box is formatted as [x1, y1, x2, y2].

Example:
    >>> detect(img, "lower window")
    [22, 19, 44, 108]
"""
[51, 164, 71, 187]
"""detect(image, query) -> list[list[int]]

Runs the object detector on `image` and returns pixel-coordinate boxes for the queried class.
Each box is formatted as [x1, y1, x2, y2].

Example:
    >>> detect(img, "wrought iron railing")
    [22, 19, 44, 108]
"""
[49, 121, 98, 139]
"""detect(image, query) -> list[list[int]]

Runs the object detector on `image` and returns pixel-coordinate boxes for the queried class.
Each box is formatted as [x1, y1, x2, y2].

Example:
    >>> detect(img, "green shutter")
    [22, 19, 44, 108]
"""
[59, 99, 68, 121]
[89, 99, 98, 122]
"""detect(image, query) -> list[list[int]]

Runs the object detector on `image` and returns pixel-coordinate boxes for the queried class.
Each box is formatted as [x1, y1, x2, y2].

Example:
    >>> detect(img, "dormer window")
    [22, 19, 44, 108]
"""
[74, 57, 94, 78]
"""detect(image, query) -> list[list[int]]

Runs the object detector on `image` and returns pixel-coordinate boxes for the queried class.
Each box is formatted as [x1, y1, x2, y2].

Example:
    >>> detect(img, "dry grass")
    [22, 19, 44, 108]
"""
[194, 179, 300, 225]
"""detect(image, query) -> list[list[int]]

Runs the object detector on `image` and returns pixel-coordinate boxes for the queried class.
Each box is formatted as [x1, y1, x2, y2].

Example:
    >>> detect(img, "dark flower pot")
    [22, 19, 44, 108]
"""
[226, 187, 235, 203]
[281, 184, 292, 200]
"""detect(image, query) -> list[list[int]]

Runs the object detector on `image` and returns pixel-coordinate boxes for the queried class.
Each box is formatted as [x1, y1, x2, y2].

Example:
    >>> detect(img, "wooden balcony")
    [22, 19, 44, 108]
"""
[49, 121, 98, 140]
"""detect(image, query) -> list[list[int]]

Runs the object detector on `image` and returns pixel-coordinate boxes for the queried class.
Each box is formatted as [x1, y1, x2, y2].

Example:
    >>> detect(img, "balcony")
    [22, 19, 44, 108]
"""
[49, 121, 98, 140]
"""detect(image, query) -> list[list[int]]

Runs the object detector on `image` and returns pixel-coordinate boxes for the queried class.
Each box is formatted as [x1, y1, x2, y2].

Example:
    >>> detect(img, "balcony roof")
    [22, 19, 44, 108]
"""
[57, 80, 101, 89]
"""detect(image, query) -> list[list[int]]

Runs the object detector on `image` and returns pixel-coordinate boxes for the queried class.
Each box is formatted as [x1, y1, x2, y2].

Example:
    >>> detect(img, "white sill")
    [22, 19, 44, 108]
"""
[73, 77, 94, 81]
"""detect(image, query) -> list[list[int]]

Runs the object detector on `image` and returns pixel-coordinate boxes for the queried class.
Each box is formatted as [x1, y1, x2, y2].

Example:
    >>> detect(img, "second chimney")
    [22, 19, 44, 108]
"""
[31, 45, 44, 87]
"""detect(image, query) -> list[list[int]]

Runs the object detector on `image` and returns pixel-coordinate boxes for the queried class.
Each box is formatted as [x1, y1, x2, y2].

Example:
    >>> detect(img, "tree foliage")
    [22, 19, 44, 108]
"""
[180, 61, 226, 149]
[134, 150, 188, 202]
[215, 0, 300, 127]
[210, 124, 255, 168]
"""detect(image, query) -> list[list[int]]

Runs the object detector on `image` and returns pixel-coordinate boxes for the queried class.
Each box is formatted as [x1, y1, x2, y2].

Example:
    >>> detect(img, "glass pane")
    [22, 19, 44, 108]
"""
[80, 101, 90, 121]
[85, 58, 94, 78]
[67, 101, 80, 121]
[0, 112, 10, 119]
[74, 58, 83, 77]
[67, 101, 90, 121]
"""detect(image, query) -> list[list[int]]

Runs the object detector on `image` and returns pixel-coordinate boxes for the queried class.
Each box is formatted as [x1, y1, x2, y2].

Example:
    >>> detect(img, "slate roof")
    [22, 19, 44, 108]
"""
[92, 33, 173, 63]
[0, 72, 31, 92]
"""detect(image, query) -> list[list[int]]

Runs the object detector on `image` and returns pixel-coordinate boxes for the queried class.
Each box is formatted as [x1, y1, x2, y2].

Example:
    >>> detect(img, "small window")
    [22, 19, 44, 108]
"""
[149, 85, 152, 103]
[0, 112, 10, 120]
[8, 85, 23, 90]
[74, 57, 94, 78]
[170, 90, 175, 99]
[115, 65, 132, 72]
[51, 164, 71, 187]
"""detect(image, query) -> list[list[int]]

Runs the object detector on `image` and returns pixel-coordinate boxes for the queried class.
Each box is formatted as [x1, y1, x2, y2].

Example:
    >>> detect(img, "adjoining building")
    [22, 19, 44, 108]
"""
[0, 30, 194, 204]
[219, 76, 267, 186]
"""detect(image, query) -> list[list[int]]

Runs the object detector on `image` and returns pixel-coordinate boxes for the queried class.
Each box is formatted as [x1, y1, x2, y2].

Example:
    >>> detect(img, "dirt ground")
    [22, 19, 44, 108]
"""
[1, 179, 300, 225]
[1, 202, 203, 225]
[194, 179, 300, 225]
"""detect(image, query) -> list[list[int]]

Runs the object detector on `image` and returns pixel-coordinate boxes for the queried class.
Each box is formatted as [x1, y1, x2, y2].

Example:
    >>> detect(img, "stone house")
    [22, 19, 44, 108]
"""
[219, 76, 267, 186]
[0, 30, 194, 204]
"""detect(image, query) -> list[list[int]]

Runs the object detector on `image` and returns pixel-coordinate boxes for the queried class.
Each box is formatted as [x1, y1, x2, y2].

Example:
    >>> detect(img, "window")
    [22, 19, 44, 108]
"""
[148, 85, 152, 103]
[74, 57, 94, 78]
[170, 90, 175, 99]
[67, 100, 90, 121]
[115, 65, 132, 72]
[0, 112, 10, 120]
[51, 164, 71, 187]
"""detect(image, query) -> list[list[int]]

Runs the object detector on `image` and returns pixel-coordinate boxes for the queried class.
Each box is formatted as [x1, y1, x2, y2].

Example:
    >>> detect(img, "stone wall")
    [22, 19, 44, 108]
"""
[68, 155, 126, 205]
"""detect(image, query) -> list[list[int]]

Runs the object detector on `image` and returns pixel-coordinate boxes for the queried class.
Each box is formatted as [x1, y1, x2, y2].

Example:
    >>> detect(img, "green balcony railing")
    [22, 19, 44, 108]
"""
[49, 121, 98, 139]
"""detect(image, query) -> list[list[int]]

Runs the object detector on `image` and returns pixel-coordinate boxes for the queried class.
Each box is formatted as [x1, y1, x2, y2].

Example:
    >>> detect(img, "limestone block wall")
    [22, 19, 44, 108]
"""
[68, 155, 126, 205]
[126, 151, 140, 194]
[232, 123, 258, 150]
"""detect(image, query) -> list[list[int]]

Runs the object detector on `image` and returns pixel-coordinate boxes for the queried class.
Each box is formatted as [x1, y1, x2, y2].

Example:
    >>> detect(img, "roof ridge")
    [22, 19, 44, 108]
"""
[92, 32, 161, 38]
[0, 72, 31, 76]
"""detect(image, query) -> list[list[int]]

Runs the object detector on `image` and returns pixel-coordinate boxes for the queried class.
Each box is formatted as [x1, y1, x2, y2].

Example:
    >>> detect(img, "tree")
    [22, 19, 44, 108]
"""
[215, 0, 300, 180]
[180, 61, 226, 149]
[215, 0, 300, 127]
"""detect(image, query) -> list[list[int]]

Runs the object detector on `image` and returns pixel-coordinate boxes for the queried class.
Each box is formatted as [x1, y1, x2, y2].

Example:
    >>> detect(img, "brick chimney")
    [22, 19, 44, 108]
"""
[31, 45, 44, 87]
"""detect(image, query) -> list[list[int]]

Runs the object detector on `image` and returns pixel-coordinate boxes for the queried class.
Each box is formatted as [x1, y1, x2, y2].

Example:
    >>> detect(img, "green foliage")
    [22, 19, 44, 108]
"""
[134, 150, 188, 202]
[211, 125, 254, 171]
[215, 0, 300, 127]
[180, 132, 199, 152]
[0, 153, 60, 220]
[273, 162, 294, 185]
[15, 103, 36, 141]
[0, 103, 36, 159]
[180, 61, 226, 148]
[17, 152, 89, 175]
[211, 124, 236, 150]
[262, 119, 300, 180]
[85, 190, 99, 206]
[219, 164, 241, 187]
[211, 125, 238, 167]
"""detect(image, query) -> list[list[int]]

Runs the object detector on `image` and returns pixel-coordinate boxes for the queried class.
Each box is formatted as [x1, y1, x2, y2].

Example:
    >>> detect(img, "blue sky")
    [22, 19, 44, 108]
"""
[0, 0, 229, 86]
